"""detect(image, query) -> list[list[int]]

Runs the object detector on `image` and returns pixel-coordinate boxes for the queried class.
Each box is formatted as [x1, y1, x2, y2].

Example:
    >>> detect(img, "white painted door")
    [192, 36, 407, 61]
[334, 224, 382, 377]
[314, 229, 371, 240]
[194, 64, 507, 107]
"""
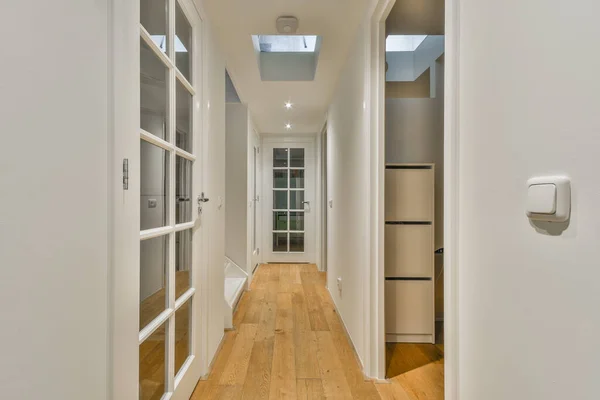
[138, 0, 204, 399]
[263, 140, 316, 263]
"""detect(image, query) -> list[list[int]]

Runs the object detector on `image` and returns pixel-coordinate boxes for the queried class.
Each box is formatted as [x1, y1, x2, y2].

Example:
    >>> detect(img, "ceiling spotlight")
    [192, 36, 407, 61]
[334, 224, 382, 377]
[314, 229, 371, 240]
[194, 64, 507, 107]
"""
[285, 123, 292, 130]
[285, 102, 293, 110]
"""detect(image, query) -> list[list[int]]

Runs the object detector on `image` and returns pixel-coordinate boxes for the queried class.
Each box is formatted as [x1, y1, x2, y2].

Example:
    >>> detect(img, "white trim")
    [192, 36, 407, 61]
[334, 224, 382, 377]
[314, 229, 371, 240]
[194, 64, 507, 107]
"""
[367, 0, 396, 381]
[174, 221, 195, 232]
[444, 0, 460, 398]
[108, 0, 140, 398]
[175, 147, 197, 162]
[139, 308, 172, 344]
[141, 129, 174, 152]
[140, 25, 174, 70]
[176, 70, 196, 96]
[174, 288, 196, 310]
[140, 226, 173, 241]
[174, 355, 196, 388]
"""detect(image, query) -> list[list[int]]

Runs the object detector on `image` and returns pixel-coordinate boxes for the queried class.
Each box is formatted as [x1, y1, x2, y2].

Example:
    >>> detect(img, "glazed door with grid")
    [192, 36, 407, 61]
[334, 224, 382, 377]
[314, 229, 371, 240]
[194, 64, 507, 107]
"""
[138, 0, 202, 399]
[263, 141, 316, 263]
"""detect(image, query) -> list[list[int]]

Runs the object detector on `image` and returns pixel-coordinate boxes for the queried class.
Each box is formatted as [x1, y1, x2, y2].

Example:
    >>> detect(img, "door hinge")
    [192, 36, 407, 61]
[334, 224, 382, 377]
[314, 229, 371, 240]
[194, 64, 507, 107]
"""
[122, 159, 129, 190]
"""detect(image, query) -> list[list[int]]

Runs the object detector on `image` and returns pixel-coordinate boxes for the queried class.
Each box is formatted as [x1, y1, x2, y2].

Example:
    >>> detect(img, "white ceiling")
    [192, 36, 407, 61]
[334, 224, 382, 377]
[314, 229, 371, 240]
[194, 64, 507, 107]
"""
[202, 0, 371, 134]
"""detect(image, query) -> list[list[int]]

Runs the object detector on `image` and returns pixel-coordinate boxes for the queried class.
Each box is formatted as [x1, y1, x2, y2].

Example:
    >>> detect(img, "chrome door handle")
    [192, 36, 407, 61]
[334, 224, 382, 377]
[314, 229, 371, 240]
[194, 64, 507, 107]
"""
[302, 201, 310, 205]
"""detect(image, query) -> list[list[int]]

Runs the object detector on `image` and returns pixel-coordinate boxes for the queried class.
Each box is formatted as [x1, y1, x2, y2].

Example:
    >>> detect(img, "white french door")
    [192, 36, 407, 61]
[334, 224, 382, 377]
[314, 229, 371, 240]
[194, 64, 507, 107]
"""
[138, 0, 203, 399]
[263, 140, 316, 263]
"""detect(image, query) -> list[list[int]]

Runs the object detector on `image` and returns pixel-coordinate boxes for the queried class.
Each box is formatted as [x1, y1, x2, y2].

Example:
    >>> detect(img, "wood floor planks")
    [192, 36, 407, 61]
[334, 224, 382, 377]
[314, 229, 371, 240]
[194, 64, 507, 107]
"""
[191, 264, 438, 400]
[297, 378, 325, 399]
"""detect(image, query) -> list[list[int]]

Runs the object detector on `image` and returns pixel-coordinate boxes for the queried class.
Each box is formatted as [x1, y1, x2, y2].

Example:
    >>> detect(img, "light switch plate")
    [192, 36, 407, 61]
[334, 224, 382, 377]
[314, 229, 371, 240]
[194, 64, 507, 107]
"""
[527, 184, 557, 215]
[526, 176, 571, 222]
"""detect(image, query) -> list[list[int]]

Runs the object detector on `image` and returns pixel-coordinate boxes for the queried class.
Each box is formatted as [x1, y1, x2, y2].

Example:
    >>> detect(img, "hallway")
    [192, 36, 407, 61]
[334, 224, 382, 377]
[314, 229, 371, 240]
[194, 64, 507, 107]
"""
[191, 264, 432, 399]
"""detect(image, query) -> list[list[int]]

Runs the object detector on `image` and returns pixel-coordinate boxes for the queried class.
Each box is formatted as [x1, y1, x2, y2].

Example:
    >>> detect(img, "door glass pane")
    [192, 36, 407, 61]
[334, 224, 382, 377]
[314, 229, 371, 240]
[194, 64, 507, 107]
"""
[175, 229, 192, 297]
[141, 0, 168, 54]
[175, 299, 191, 377]
[290, 190, 305, 210]
[140, 235, 168, 330]
[141, 39, 169, 139]
[273, 190, 288, 209]
[289, 212, 304, 231]
[290, 169, 304, 188]
[139, 322, 166, 400]
[176, 80, 192, 152]
[290, 233, 305, 252]
[273, 148, 288, 167]
[273, 233, 288, 252]
[141, 141, 169, 230]
[273, 170, 288, 188]
[175, 1, 192, 81]
[290, 148, 305, 167]
[176, 156, 192, 224]
[273, 212, 288, 230]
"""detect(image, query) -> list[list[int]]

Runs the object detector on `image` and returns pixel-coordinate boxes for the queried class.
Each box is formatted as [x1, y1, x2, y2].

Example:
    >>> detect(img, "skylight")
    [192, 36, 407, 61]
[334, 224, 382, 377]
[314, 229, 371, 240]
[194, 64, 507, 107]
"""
[386, 35, 427, 52]
[150, 35, 188, 53]
[253, 35, 318, 53]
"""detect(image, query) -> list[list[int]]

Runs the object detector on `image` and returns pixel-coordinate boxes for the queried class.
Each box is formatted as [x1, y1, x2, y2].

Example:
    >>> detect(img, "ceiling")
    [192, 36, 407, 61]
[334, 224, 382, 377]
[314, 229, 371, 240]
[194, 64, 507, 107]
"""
[202, 0, 372, 134]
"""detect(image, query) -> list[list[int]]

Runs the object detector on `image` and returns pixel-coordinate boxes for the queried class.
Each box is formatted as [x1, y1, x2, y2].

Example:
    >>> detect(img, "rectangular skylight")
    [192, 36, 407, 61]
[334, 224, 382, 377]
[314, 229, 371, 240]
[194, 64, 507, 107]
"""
[253, 35, 318, 53]
[386, 35, 427, 52]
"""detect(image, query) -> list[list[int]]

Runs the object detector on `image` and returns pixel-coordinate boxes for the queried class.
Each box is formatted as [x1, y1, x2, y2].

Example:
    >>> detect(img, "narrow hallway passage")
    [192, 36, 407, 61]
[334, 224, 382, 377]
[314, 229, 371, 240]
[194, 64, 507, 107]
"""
[191, 264, 428, 399]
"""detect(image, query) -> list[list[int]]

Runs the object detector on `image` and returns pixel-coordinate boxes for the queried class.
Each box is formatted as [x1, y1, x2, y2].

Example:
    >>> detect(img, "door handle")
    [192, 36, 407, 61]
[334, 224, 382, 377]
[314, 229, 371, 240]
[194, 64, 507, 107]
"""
[302, 201, 310, 205]
[198, 192, 210, 204]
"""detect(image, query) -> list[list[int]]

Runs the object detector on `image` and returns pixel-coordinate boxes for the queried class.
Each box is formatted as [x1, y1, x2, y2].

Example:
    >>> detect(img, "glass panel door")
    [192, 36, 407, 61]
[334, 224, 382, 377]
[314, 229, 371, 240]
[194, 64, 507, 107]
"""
[139, 0, 199, 398]
[271, 148, 305, 253]
[263, 141, 316, 264]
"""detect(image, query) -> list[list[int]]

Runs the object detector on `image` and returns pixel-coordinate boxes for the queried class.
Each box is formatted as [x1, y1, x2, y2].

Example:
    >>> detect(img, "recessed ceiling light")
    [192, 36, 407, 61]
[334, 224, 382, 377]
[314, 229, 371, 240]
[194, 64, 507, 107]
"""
[285, 101, 293, 110]
[285, 123, 292, 130]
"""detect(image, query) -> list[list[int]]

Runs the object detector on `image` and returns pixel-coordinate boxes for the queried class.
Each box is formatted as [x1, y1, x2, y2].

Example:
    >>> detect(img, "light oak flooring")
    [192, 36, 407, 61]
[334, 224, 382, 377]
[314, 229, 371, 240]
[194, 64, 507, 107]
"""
[190, 264, 442, 400]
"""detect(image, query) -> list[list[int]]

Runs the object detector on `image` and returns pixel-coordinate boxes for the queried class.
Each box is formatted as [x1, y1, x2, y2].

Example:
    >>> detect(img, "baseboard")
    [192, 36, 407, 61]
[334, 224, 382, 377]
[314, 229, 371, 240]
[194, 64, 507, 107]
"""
[326, 286, 368, 376]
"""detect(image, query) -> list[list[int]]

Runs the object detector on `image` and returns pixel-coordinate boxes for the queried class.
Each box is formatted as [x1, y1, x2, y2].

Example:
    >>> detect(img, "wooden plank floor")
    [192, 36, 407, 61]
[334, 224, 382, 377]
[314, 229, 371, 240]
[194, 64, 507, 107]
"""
[191, 264, 440, 400]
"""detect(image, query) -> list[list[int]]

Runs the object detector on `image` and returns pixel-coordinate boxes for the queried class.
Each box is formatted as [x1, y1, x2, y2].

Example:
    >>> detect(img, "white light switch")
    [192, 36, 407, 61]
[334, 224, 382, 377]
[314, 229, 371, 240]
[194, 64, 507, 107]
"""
[526, 176, 571, 222]
[527, 184, 556, 215]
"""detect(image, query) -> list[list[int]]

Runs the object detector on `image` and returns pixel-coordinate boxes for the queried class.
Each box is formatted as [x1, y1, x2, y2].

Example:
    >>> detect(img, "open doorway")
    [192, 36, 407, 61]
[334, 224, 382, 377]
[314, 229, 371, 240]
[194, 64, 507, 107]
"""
[383, 0, 445, 397]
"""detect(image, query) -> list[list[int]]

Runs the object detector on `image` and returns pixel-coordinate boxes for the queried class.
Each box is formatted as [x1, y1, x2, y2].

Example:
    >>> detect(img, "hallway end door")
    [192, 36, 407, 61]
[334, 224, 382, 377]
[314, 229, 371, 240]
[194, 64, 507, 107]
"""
[262, 139, 317, 264]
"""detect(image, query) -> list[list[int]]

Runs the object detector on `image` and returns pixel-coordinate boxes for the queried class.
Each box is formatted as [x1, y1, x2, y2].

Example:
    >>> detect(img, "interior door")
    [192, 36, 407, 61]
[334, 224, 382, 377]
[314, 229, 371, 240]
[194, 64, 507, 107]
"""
[138, 0, 203, 398]
[263, 140, 316, 263]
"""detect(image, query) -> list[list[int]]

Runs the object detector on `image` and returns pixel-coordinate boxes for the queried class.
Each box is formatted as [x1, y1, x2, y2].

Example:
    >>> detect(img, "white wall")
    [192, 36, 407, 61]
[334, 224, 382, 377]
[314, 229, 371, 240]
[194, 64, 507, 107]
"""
[203, 20, 227, 368]
[0, 1, 109, 399]
[225, 103, 249, 269]
[326, 22, 370, 364]
[457, 0, 600, 398]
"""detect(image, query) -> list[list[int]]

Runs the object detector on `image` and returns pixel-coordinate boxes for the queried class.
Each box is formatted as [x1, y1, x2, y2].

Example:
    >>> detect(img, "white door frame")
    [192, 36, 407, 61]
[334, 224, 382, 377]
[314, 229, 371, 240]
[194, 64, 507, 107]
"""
[261, 134, 320, 265]
[109, 0, 213, 398]
[367, 1, 459, 399]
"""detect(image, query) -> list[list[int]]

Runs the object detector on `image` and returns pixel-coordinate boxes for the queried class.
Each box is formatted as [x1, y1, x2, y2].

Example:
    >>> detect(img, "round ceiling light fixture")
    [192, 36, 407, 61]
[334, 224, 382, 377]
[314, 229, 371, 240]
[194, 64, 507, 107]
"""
[276, 17, 299, 34]
[284, 101, 293, 110]
[285, 123, 292, 130]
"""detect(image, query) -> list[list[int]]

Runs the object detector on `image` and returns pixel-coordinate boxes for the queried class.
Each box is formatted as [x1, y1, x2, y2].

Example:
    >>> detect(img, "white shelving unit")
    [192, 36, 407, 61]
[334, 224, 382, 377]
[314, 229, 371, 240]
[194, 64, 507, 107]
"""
[385, 163, 436, 343]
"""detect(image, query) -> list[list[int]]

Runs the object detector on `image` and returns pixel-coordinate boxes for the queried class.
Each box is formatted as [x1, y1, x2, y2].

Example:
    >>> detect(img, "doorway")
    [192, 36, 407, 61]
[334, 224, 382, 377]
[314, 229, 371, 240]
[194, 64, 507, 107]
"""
[382, 0, 446, 398]
[262, 139, 317, 263]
